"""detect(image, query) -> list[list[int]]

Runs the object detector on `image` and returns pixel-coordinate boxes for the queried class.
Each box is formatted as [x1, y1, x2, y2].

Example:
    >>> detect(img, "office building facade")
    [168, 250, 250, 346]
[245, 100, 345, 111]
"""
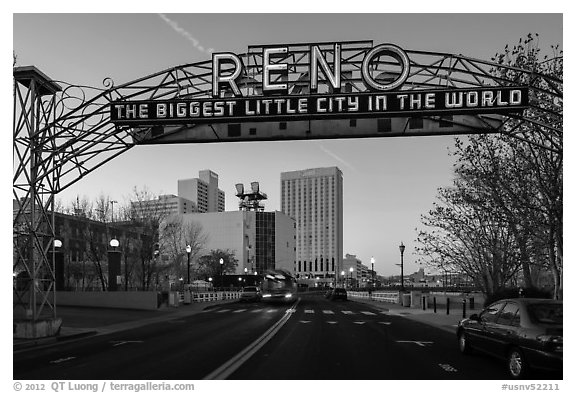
[280, 167, 343, 286]
[180, 210, 295, 275]
[131, 194, 196, 218]
[178, 170, 225, 213]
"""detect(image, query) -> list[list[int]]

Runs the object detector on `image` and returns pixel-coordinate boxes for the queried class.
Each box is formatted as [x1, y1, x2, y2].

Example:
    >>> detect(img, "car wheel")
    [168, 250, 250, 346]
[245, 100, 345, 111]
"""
[507, 347, 528, 379]
[458, 331, 472, 354]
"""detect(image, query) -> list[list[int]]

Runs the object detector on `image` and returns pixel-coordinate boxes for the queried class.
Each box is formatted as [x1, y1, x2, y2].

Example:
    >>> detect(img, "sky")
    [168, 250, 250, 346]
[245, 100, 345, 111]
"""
[10, 12, 564, 278]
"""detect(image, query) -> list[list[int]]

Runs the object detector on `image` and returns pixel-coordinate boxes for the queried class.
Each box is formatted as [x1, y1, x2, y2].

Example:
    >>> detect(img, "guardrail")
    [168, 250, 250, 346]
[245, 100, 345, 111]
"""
[177, 291, 242, 303]
[348, 291, 399, 304]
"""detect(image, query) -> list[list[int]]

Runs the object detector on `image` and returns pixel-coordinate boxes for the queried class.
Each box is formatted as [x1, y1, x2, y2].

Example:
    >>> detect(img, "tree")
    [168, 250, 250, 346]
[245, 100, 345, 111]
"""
[159, 215, 207, 283]
[416, 34, 562, 299]
[124, 186, 169, 290]
[197, 249, 239, 285]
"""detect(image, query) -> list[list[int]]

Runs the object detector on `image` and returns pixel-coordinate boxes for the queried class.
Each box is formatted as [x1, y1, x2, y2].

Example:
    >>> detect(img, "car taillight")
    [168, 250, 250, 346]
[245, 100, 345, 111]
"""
[537, 335, 563, 352]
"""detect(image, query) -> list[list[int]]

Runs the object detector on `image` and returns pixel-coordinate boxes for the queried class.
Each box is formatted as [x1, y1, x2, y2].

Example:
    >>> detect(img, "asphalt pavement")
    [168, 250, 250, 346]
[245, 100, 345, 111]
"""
[13, 294, 470, 351]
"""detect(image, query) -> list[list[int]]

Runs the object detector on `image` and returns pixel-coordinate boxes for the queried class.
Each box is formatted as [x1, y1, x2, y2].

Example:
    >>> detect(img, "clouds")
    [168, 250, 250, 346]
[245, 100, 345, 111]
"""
[157, 14, 215, 54]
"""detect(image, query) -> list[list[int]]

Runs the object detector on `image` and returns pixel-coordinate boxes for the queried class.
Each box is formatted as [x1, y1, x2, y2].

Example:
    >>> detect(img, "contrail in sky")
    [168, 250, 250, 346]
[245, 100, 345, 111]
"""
[157, 14, 214, 54]
[317, 143, 358, 173]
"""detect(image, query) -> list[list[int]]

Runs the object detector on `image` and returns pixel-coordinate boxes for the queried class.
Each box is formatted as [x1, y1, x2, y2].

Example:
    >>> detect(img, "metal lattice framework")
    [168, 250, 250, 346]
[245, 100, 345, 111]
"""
[13, 40, 562, 335]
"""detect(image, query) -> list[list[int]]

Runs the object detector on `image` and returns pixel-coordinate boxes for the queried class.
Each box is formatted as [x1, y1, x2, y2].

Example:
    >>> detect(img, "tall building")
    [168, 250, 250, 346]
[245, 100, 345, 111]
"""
[280, 167, 343, 286]
[178, 170, 225, 213]
[131, 194, 196, 218]
[179, 211, 295, 275]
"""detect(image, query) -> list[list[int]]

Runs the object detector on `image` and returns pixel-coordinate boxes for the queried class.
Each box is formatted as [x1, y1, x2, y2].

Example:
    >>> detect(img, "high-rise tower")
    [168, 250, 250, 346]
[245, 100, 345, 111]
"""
[280, 167, 343, 286]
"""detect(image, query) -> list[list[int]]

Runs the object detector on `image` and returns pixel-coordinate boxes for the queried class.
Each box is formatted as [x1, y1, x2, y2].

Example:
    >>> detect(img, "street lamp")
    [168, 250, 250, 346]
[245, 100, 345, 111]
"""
[219, 258, 224, 289]
[349, 267, 354, 289]
[186, 244, 192, 284]
[340, 270, 345, 288]
[370, 256, 375, 289]
[399, 242, 406, 291]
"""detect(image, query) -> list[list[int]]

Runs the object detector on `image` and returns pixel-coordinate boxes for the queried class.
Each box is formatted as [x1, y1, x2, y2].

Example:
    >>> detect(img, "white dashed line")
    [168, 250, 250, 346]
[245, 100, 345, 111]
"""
[216, 309, 231, 313]
[304, 309, 315, 314]
[341, 310, 355, 315]
[360, 311, 376, 316]
[322, 310, 334, 314]
[233, 309, 247, 313]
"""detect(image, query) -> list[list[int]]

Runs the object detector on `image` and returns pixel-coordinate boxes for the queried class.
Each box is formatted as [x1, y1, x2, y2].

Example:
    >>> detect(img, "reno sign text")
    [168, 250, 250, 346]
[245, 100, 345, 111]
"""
[110, 42, 529, 126]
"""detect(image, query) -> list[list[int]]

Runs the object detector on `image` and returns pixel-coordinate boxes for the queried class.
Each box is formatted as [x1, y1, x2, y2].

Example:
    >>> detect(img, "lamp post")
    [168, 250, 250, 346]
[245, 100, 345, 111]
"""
[186, 245, 191, 284]
[370, 256, 375, 290]
[340, 270, 345, 288]
[108, 238, 121, 291]
[399, 242, 406, 292]
[349, 267, 354, 289]
[219, 258, 224, 289]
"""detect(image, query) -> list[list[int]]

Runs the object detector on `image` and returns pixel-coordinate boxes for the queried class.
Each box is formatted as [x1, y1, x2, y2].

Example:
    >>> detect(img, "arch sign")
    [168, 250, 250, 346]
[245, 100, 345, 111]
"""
[110, 42, 528, 128]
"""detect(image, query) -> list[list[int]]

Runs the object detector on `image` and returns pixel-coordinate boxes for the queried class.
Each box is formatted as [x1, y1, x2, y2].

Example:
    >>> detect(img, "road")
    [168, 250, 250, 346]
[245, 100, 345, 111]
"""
[14, 295, 536, 380]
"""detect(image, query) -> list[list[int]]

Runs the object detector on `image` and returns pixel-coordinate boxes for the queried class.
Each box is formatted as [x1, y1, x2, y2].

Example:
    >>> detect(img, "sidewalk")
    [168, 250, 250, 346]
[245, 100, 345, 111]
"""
[350, 297, 473, 334]
[13, 299, 238, 352]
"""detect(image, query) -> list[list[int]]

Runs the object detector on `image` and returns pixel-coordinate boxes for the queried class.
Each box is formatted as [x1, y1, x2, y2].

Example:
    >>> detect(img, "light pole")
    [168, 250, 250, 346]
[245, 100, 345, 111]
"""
[186, 245, 191, 284]
[340, 270, 345, 288]
[399, 242, 406, 292]
[349, 267, 354, 289]
[370, 256, 375, 290]
[219, 258, 224, 289]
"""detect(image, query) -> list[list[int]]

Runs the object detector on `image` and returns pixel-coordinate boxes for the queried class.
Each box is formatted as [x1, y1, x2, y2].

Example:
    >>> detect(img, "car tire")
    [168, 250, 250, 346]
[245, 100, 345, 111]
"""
[507, 347, 529, 379]
[457, 331, 473, 354]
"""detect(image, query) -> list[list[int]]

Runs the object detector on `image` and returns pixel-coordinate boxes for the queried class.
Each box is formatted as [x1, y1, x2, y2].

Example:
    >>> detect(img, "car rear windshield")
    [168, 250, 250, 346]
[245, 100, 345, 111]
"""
[528, 304, 563, 324]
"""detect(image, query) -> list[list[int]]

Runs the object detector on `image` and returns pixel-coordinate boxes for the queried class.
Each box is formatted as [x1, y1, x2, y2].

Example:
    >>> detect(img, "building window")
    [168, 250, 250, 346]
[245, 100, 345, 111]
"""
[279, 122, 287, 130]
[249, 127, 257, 135]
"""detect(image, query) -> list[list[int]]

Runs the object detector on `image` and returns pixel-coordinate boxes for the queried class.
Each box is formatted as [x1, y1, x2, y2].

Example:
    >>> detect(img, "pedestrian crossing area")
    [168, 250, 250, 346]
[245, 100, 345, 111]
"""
[207, 307, 390, 317]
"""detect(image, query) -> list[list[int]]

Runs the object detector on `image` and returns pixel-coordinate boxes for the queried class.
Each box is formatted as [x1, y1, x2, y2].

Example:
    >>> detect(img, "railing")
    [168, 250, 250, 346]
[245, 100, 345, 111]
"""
[348, 291, 399, 304]
[177, 291, 242, 303]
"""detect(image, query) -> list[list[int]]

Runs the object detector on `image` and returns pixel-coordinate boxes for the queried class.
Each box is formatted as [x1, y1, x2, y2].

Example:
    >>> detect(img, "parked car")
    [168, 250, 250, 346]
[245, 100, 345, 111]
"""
[328, 288, 348, 301]
[240, 286, 261, 302]
[457, 298, 562, 379]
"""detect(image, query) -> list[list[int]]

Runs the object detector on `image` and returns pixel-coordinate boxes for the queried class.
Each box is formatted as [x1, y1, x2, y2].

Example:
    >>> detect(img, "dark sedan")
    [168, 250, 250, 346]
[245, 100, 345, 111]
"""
[457, 298, 562, 379]
[328, 288, 348, 301]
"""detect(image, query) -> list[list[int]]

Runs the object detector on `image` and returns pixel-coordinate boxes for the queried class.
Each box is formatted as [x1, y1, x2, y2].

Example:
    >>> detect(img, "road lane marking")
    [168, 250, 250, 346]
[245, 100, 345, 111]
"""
[378, 322, 392, 325]
[353, 321, 366, 325]
[49, 357, 76, 364]
[203, 299, 300, 380]
[304, 309, 315, 314]
[266, 309, 278, 313]
[322, 310, 334, 314]
[326, 321, 338, 324]
[250, 309, 263, 313]
[233, 309, 247, 313]
[439, 363, 458, 372]
[360, 311, 376, 315]
[341, 311, 354, 315]
[299, 320, 312, 324]
[111, 340, 143, 347]
[396, 340, 434, 347]
[216, 309, 231, 313]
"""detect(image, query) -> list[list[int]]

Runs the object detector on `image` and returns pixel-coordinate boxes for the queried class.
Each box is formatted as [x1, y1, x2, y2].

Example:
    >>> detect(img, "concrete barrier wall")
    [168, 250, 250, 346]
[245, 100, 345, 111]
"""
[55, 291, 160, 310]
